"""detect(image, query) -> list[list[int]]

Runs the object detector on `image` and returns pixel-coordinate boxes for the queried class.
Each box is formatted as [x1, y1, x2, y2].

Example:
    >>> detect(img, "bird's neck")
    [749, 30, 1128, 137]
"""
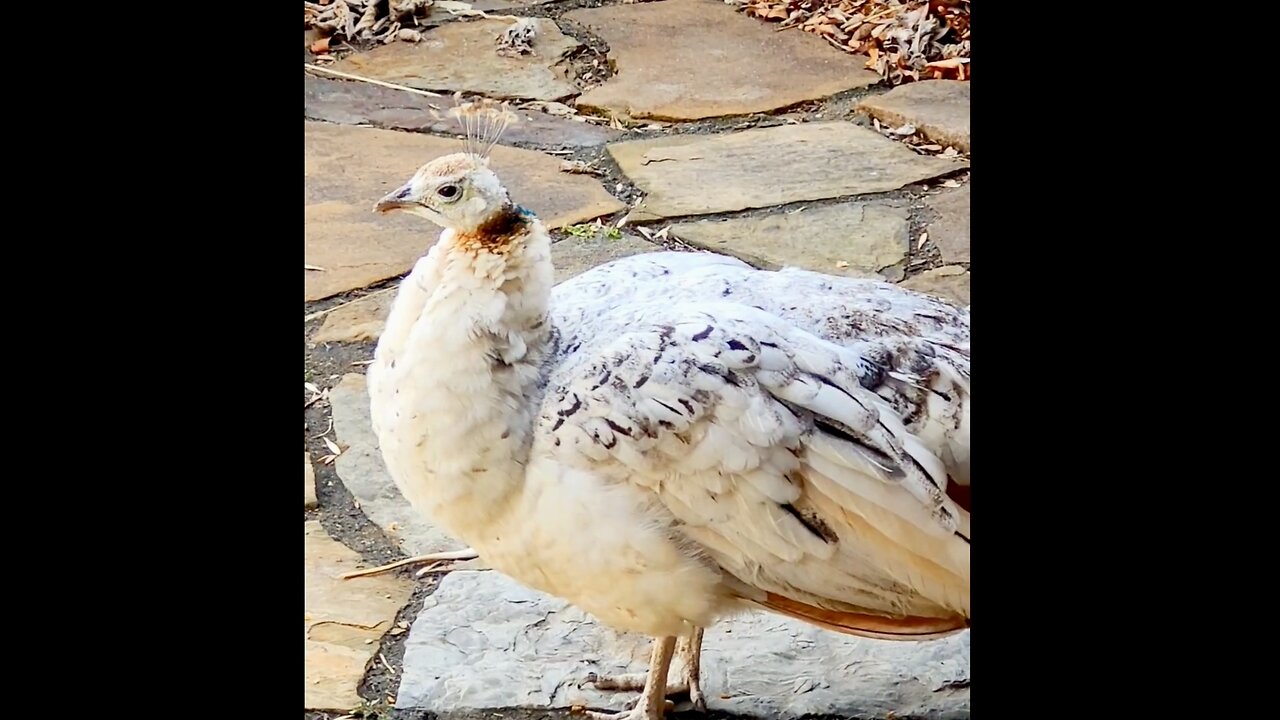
[369, 205, 555, 539]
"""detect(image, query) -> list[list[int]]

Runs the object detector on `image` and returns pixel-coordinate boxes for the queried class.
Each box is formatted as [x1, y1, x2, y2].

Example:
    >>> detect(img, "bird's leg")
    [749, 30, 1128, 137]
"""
[580, 636, 677, 720]
[587, 628, 705, 712]
[680, 627, 706, 712]
[339, 548, 480, 579]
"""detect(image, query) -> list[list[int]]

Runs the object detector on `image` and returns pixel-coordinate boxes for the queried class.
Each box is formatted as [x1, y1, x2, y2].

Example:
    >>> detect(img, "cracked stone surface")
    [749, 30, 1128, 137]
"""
[566, 0, 878, 120]
[671, 202, 910, 281]
[397, 571, 970, 719]
[609, 122, 967, 221]
[858, 80, 971, 153]
[304, 521, 413, 710]
[902, 265, 970, 305]
[328, 18, 582, 101]
[330, 373, 467, 556]
[305, 122, 624, 301]
[924, 183, 970, 264]
[305, 76, 622, 148]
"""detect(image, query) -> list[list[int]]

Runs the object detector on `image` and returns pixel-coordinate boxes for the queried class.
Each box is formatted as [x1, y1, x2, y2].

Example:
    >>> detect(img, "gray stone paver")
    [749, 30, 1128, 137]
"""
[305, 75, 623, 148]
[902, 265, 970, 305]
[858, 80, 971, 153]
[305, 451, 317, 510]
[566, 0, 879, 120]
[328, 18, 581, 102]
[924, 182, 971, 264]
[304, 520, 414, 711]
[671, 201, 911, 281]
[608, 121, 967, 221]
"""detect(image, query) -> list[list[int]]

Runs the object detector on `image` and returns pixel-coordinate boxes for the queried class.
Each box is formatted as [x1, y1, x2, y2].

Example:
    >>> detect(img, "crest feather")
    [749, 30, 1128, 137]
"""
[449, 95, 519, 161]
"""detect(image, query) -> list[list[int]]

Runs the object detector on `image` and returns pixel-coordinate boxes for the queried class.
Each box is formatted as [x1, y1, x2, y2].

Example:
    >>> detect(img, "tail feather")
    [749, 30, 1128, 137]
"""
[754, 592, 968, 640]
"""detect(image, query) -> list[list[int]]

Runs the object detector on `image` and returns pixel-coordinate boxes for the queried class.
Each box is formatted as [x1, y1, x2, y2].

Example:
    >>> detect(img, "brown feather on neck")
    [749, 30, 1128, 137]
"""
[456, 203, 529, 255]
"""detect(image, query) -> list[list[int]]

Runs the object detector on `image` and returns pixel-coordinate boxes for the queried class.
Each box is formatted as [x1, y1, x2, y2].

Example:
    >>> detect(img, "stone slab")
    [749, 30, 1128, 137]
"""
[397, 571, 970, 719]
[902, 266, 970, 305]
[608, 121, 967, 221]
[469, 0, 561, 10]
[924, 183, 970, 264]
[314, 289, 398, 345]
[305, 451, 318, 509]
[329, 18, 581, 101]
[305, 520, 414, 710]
[330, 373, 466, 555]
[672, 202, 909, 281]
[304, 75, 622, 148]
[551, 231, 660, 284]
[305, 122, 624, 301]
[566, 0, 879, 120]
[858, 80, 971, 153]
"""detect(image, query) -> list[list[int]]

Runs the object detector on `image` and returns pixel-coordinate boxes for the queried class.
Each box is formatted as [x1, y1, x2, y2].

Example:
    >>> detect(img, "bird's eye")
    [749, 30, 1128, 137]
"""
[437, 184, 460, 200]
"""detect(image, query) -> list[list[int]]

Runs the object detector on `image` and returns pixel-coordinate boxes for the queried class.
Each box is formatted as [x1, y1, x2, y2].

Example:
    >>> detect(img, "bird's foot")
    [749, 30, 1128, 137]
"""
[339, 548, 481, 579]
[577, 635, 682, 720]
[587, 671, 685, 695]
[572, 699, 674, 720]
[585, 667, 703, 712]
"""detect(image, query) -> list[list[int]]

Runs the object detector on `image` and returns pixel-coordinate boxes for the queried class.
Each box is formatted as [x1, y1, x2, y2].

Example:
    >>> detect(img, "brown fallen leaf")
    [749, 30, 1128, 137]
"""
[309, 36, 331, 54]
[559, 160, 604, 177]
[736, 0, 969, 86]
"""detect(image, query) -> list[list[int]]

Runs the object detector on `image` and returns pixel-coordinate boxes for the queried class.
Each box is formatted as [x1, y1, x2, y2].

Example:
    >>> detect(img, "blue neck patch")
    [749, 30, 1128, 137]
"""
[515, 205, 536, 219]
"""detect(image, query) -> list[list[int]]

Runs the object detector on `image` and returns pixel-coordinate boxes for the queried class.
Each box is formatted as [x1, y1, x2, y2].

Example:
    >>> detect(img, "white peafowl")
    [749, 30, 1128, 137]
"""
[365, 102, 970, 720]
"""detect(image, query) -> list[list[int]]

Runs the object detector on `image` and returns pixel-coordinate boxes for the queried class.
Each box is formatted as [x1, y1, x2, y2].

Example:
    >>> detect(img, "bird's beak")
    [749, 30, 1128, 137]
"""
[374, 184, 416, 214]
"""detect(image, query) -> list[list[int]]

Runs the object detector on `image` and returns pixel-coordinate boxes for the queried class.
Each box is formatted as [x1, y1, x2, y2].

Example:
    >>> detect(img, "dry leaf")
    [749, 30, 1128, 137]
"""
[305, 264, 326, 272]
[323, 437, 342, 456]
[835, 260, 850, 269]
[917, 231, 928, 249]
[542, 101, 575, 117]
[736, 0, 970, 86]
[310, 37, 331, 54]
[559, 160, 604, 176]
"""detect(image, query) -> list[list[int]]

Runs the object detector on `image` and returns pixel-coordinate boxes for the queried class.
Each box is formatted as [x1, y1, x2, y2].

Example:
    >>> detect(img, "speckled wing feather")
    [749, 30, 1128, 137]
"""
[539, 254, 971, 626]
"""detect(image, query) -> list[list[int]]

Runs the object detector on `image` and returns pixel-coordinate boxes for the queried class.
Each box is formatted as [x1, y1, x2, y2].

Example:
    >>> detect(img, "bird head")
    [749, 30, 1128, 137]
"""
[374, 97, 521, 236]
[374, 153, 510, 233]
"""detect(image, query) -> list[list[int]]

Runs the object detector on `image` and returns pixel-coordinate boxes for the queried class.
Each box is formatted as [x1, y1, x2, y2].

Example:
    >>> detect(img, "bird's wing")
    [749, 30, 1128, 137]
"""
[540, 299, 970, 638]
